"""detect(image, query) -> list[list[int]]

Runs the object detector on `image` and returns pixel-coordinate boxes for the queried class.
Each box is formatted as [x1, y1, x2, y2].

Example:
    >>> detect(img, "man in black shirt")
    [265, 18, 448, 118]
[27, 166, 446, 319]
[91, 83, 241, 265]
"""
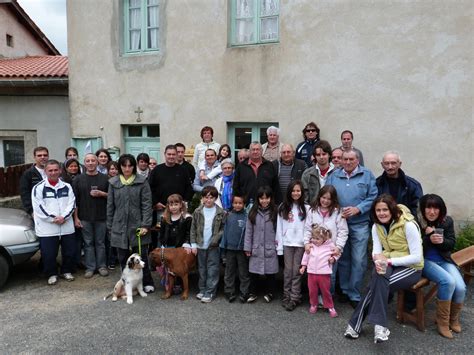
[73, 153, 110, 278]
[376, 151, 423, 216]
[20, 146, 49, 214]
[233, 141, 280, 206]
[149, 145, 193, 216]
[175, 142, 196, 184]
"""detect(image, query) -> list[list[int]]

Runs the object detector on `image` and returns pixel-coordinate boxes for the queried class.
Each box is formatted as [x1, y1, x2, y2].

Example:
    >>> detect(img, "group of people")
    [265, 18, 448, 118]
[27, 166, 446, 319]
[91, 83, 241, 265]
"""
[19, 123, 466, 344]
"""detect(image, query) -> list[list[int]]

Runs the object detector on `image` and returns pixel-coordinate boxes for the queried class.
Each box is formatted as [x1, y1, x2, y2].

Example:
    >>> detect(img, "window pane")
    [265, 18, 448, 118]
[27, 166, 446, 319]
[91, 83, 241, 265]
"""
[235, 128, 252, 150]
[236, 0, 254, 18]
[260, 17, 278, 41]
[148, 0, 158, 5]
[235, 19, 254, 44]
[128, 126, 142, 137]
[147, 5, 158, 27]
[130, 0, 141, 8]
[260, 128, 267, 144]
[146, 125, 160, 137]
[129, 6, 141, 50]
[3, 140, 24, 166]
[129, 30, 141, 50]
[260, 0, 279, 16]
[129, 8, 141, 29]
[148, 29, 158, 48]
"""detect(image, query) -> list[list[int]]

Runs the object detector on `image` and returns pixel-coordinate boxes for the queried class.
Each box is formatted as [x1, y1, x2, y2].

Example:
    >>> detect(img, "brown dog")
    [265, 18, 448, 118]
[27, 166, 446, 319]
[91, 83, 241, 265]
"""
[149, 247, 196, 300]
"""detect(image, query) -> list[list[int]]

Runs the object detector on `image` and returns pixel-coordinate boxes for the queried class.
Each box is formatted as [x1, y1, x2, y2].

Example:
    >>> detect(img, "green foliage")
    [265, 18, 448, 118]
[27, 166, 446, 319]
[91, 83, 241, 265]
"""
[188, 193, 201, 214]
[454, 222, 474, 251]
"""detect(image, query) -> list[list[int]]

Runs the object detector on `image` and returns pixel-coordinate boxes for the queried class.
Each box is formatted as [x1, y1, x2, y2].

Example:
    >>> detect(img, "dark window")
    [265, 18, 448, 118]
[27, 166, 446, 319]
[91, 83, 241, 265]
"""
[146, 125, 160, 137]
[128, 126, 143, 137]
[235, 127, 253, 150]
[6, 34, 13, 47]
[3, 140, 24, 166]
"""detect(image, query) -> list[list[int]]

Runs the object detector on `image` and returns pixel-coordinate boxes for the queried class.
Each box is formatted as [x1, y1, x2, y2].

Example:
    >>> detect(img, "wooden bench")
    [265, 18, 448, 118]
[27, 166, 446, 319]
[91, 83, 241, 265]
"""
[396, 245, 474, 331]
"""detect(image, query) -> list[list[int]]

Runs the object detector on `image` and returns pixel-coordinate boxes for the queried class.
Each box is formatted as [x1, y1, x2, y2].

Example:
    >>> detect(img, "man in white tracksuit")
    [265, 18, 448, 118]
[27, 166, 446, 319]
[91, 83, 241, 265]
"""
[32, 159, 76, 285]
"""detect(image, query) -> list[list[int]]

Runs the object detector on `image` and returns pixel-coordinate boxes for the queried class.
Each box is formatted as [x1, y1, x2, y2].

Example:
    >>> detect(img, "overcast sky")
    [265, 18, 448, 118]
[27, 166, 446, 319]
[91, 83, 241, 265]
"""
[18, 0, 68, 55]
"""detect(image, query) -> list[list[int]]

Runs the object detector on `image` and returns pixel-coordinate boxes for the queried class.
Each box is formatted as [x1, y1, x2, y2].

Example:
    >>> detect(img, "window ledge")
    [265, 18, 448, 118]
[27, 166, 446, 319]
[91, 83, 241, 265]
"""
[228, 41, 280, 49]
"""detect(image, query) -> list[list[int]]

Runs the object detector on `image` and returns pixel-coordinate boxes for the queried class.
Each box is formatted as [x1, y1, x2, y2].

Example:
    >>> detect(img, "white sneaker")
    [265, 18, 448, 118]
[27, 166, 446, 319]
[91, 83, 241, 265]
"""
[144, 285, 155, 293]
[61, 273, 75, 282]
[374, 325, 390, 343]
[196, 293, 204, 300]
[48, 275, 58, 285]
[247, 294, 258, 303]
[344, 324, 359, 339]
[201, 294, 214, 303]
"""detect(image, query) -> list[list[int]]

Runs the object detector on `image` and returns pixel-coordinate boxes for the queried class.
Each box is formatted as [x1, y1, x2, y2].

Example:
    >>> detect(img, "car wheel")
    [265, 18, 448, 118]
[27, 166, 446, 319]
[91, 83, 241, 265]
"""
[0, 254, 10, 290]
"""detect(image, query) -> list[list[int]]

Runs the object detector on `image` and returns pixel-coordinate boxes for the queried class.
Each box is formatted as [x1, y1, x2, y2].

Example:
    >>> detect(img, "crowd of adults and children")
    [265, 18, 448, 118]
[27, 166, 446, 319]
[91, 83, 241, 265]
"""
[20, 124, 468, 344]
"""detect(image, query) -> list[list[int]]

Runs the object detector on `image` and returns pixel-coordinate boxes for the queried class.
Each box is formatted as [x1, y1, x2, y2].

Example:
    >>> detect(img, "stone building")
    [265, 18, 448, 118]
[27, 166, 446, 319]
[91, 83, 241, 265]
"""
[67, 0, 473, 220]
[0, 0, 69, 165]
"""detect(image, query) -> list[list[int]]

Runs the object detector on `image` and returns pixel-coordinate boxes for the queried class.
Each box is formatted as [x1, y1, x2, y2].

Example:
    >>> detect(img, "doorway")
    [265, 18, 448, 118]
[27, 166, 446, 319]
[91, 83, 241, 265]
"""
[227, 122, 279, 163]
[123, 125, 161, 162]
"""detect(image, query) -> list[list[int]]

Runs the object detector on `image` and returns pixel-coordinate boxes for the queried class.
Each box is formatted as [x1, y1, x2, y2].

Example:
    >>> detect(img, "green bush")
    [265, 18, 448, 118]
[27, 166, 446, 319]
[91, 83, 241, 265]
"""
[454, 222, 474, 251]
[188, 193, 201, 214]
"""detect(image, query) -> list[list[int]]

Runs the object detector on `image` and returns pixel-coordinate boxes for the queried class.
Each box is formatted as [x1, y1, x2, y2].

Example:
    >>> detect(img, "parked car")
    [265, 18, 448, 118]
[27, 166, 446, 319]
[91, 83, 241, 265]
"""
[0, 207, 39, 289]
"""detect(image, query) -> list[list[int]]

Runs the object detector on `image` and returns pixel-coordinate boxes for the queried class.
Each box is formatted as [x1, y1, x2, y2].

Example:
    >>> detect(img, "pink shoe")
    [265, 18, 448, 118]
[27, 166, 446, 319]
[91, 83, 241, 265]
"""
[309, 305, 318, 314]
[329, 308, 338, 318]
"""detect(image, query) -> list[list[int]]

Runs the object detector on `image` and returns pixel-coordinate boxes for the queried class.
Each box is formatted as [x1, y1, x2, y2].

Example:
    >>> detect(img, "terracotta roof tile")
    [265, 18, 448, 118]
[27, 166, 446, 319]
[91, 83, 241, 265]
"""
[0, 56, 68, 79]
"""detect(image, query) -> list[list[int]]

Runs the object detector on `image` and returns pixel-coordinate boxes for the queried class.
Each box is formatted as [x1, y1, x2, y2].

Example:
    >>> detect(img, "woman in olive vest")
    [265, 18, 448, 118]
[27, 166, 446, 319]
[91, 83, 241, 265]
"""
[344, 194, 424, 344]
[418, 194, 466, 339]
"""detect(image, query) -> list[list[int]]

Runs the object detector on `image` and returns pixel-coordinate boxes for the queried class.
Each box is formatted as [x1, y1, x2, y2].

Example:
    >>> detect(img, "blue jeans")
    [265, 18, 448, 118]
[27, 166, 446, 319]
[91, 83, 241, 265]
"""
[422, 259, 466, 303]
[82, 221, 107, 272]
[338, 222, 369, 302]
[197, 247, 220, 298]
[39, 233, 76, 277]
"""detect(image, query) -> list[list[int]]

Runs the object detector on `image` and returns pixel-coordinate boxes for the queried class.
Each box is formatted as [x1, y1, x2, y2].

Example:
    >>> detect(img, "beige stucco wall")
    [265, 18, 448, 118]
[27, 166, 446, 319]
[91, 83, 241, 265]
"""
[0, 94, 71, 163]
[67, 0, 473, 220]
[0, 5, 49, 58]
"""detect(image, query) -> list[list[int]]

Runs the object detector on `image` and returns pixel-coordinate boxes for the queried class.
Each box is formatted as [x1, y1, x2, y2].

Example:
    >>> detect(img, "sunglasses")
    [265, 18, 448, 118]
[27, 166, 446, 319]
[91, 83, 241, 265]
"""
[305, 129, 316, 133]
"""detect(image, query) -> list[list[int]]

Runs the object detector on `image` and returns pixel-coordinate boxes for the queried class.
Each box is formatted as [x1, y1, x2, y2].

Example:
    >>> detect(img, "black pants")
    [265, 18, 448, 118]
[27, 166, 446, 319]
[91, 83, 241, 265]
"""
[349, 266, 421, 331]
[39, 233, 76, 277]
[117, 244, 155, 287]
[224, 250, 250, 296]
[249, 273, 276, 296]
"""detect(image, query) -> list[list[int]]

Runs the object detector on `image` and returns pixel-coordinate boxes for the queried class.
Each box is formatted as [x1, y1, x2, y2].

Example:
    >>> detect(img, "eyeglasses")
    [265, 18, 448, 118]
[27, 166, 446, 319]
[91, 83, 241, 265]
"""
[305, 129, 316, 133]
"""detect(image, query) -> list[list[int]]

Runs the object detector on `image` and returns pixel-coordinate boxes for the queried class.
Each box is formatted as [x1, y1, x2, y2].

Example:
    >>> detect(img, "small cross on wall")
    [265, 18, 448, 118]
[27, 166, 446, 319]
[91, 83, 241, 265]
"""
[134, 106, 143, 122]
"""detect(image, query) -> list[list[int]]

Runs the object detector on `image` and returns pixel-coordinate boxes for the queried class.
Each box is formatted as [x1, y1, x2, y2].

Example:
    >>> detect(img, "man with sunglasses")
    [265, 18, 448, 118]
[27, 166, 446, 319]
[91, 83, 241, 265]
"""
[295, 122, 320, 168]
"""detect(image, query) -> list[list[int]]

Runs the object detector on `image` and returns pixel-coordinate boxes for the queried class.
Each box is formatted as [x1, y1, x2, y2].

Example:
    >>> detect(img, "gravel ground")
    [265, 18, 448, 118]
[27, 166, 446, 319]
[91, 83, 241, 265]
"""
[0, 253, 472, 354]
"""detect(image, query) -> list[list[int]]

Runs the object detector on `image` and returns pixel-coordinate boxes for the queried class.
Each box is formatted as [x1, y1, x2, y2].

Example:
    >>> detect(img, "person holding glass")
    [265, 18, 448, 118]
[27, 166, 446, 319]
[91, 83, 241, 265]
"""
[344, 194, 423, 343]
[418, 194, 466, 339]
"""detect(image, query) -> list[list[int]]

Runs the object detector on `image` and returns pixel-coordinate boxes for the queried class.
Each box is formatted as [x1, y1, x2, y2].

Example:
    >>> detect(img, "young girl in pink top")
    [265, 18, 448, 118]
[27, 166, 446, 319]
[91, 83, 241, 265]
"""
[300, 225, 340, 317]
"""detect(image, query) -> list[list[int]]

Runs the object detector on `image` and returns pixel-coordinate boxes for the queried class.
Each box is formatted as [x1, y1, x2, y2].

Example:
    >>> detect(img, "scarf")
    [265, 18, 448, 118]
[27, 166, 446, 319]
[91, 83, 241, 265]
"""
[120, 174, 136, 185]
[221, 173, 234, 210]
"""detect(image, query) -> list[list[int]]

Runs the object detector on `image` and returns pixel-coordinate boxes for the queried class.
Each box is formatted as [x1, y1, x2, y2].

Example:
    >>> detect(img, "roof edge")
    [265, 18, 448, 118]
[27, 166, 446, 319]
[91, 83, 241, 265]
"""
[0, 78, 68, 87]
[2, 0, 61, 55]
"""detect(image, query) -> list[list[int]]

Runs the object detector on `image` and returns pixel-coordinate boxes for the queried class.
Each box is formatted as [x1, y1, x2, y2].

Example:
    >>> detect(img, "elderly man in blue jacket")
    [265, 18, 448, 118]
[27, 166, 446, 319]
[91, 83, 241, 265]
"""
[326, 149, 378, 307]
[376, 151, 423, 216]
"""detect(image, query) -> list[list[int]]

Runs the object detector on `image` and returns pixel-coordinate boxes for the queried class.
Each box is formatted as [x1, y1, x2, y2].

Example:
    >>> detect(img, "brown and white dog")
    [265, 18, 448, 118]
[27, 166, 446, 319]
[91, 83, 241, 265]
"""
[103, 253, 147, 304]
[149, 247, 196, 300]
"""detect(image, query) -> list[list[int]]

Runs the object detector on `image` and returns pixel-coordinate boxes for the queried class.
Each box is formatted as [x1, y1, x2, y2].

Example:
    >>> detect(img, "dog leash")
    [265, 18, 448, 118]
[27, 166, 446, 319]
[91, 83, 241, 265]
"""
[135, 228, 142, 256]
